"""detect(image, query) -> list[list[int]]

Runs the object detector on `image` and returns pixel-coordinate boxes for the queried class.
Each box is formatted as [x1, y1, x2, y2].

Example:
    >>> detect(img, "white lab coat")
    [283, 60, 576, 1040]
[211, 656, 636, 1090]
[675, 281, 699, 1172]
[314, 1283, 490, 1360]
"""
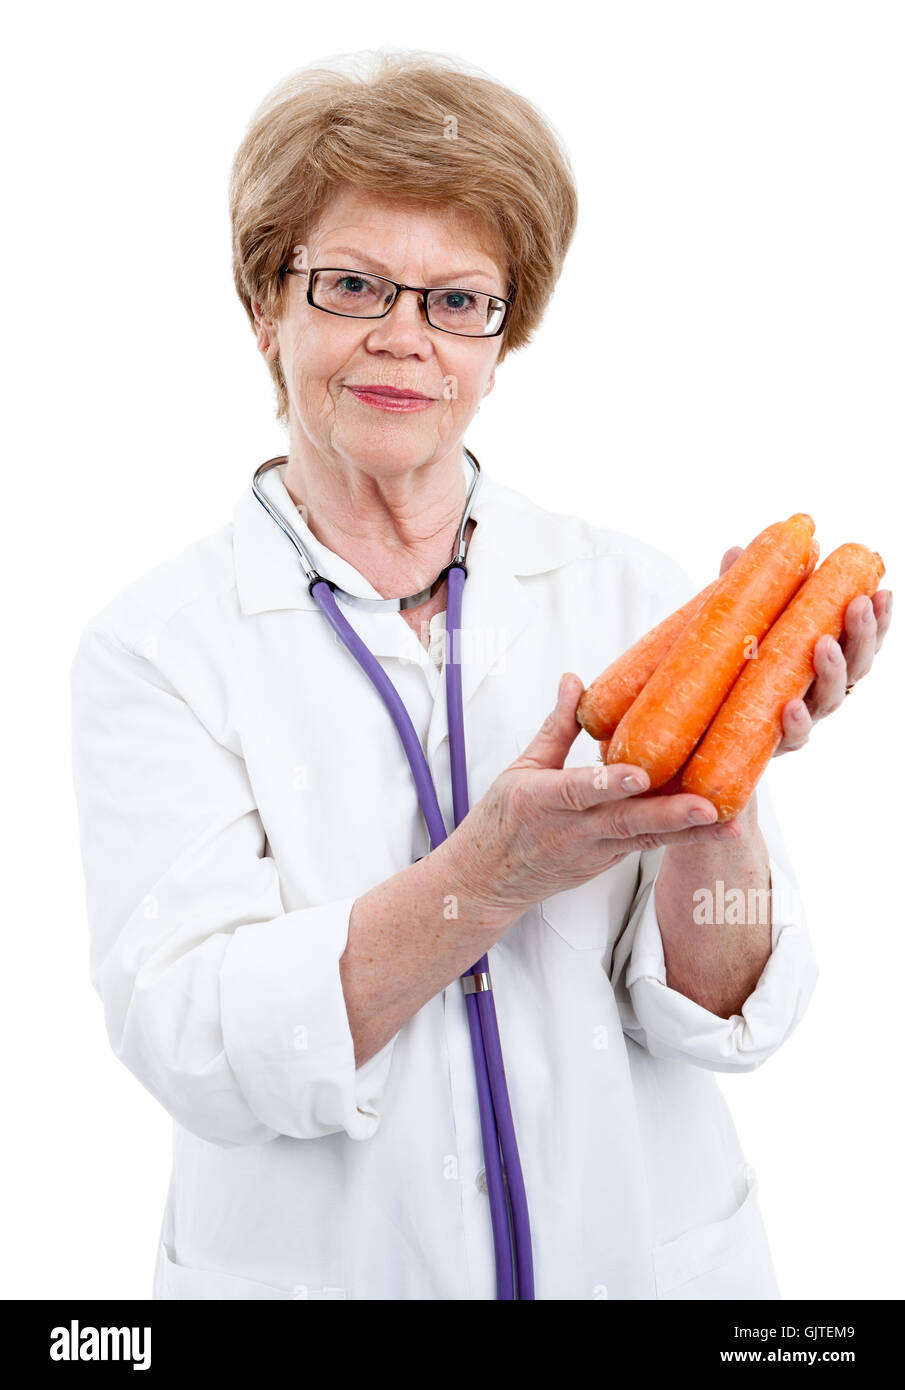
[70, 455, 818, 1300]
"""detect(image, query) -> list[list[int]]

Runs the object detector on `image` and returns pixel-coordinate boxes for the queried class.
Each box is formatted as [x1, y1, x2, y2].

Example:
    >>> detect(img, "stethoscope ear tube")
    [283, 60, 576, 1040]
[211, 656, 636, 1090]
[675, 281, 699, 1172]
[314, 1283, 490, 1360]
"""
[252, 449, 484, 611]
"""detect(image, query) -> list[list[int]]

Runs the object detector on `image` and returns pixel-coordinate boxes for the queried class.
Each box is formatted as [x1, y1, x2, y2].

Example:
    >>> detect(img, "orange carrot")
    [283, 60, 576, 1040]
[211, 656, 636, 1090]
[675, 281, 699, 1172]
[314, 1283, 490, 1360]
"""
[606, 514, 818, 788]
[577, 577, 723, 740]
[680, 544, 885, 819]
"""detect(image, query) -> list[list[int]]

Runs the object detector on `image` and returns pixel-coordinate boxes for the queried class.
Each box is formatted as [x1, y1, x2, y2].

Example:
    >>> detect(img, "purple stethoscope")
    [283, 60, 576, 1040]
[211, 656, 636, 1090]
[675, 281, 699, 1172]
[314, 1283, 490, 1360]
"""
[252, 447, 534, 1300]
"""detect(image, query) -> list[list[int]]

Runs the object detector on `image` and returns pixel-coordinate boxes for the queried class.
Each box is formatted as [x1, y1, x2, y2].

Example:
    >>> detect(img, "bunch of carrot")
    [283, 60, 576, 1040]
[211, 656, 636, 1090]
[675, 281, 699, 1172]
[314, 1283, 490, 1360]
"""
[576, 513, 885, 820]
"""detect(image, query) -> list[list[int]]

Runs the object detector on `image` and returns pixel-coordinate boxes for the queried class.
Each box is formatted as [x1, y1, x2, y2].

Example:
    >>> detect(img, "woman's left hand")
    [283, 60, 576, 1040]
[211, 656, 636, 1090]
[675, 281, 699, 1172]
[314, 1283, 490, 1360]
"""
[718, 545, 893, 757]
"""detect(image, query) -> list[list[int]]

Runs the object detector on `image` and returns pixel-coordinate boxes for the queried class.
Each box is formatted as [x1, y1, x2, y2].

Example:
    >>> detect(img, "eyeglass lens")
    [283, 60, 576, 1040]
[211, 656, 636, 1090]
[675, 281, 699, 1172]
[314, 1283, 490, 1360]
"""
[310, 270, 506, 336]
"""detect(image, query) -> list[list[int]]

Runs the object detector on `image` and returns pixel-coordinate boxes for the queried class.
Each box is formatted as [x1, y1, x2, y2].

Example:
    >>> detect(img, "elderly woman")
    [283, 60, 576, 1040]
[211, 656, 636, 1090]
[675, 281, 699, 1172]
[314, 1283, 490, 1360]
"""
[70, 51, 890, 1301]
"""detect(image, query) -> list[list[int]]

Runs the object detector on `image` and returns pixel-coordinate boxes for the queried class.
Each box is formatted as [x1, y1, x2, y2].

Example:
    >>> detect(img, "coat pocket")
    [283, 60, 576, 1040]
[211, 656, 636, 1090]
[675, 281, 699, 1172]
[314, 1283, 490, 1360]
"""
[539, 860, 640, 952]
[651, 1166, 780, 1299]
[153, 1242, 345, 1300]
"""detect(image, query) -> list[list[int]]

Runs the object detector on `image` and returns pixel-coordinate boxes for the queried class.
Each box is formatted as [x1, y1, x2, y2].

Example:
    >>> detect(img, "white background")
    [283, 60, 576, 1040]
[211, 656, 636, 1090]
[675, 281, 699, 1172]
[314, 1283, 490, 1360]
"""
[3, 0, 901, 1300]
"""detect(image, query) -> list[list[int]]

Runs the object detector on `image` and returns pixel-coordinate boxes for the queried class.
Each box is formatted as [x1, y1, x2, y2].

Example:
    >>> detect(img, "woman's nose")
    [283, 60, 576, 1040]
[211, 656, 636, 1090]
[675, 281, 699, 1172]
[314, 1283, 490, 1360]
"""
[390, 287, 433, 325]
[366, 288, 432, 346]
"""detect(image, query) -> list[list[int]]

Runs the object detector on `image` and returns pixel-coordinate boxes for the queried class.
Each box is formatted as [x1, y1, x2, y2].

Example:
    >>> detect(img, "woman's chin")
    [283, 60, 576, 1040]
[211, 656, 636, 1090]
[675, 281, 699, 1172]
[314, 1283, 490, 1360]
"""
[333, 423, 446, 469]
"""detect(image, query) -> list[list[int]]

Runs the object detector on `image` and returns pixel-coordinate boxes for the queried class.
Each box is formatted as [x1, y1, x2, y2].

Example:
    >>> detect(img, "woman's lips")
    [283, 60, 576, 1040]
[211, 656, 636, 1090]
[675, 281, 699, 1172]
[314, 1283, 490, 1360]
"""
[346, 386, 435, 413]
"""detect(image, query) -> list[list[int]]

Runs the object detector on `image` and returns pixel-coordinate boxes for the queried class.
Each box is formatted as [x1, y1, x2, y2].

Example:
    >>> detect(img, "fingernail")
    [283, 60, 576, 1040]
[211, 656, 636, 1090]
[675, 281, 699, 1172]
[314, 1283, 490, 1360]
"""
[713, 823, 741, 839]
[621, 774, 647, 792]
[558, 674, 566, 698]
[861, 605, 873, 625]
[828, 638, 843, 663]
[688, 807, 717, 824]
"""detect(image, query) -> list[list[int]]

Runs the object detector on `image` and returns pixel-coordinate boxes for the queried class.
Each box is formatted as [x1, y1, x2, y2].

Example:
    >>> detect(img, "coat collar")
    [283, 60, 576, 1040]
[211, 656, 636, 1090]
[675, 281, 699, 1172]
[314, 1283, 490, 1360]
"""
[233, 451, 589, 616]
[232, 452, 595, 723]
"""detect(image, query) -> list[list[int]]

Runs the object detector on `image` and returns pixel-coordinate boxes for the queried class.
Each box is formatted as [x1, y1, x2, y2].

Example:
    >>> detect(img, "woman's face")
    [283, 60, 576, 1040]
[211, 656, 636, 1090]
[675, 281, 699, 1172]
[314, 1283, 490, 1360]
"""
[253, 187, 507, 478]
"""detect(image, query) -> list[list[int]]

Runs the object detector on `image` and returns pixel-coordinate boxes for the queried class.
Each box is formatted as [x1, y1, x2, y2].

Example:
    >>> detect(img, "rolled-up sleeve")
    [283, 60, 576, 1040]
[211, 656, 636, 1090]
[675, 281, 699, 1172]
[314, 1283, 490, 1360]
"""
[610, 771, 818, 1071]
[70, 622, 395, 1147]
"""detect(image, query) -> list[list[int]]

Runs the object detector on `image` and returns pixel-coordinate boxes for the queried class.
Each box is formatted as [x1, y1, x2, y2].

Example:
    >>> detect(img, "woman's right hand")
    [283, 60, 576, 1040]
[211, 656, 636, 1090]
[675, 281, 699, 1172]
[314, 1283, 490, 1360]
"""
[446, 672, 744, 919]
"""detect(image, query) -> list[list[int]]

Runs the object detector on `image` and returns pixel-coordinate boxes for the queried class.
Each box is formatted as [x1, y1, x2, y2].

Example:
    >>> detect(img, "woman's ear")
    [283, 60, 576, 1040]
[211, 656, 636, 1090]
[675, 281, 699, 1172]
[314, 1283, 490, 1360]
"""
[251, 298, 280, 361]
[482, 368, 496, 398]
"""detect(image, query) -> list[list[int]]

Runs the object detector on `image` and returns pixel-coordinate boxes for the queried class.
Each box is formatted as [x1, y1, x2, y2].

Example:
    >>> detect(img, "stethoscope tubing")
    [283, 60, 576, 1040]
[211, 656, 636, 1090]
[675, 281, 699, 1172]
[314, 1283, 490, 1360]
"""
[445, 563, 535, 1299]
[251, 451, 534, 1298]
[307, 564, 534, 1298]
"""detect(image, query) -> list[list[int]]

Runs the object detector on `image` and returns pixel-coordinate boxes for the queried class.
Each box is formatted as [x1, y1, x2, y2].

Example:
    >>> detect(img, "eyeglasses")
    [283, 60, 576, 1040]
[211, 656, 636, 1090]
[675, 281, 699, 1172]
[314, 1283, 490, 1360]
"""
[279, 265, 513, 338]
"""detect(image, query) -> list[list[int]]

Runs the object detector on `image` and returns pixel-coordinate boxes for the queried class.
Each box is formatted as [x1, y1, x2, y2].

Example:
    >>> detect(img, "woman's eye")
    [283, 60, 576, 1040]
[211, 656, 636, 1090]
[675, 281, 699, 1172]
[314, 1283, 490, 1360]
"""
[443, 291, 475, 311]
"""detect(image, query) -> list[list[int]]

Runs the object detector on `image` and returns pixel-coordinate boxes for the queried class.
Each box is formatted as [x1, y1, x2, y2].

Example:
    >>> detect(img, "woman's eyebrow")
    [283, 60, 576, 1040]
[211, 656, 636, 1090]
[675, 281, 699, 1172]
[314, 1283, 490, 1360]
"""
[320, 246, 497, 285]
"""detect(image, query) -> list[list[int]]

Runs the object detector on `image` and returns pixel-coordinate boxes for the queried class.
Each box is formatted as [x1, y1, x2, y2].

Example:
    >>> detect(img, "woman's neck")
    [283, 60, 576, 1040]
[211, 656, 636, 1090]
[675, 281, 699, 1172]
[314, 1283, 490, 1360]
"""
[282, 443, 470, 600]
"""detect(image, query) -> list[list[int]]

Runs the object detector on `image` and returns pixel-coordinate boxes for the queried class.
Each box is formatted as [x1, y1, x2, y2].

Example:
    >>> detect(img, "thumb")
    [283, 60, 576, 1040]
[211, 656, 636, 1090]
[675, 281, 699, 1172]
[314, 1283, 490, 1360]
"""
[515, 672, 583, 769]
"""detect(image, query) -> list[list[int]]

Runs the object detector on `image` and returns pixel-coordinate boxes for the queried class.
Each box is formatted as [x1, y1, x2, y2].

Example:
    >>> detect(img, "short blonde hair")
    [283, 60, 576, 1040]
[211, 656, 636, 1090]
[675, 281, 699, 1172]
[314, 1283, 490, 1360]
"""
[229, 49, 579, 423]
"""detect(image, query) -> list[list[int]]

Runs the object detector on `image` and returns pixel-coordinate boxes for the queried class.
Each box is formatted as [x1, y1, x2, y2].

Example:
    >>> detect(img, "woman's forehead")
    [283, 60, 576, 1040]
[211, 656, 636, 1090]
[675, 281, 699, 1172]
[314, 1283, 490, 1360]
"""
[306, 190, 506, 267]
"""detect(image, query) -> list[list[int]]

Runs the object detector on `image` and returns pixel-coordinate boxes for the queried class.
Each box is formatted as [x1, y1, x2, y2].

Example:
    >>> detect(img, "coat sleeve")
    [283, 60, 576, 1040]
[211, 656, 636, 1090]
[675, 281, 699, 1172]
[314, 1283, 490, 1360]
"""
[605, 552, 819, 1071]
[70, 622, 396, 1147]
[609, 770, 819, 1071]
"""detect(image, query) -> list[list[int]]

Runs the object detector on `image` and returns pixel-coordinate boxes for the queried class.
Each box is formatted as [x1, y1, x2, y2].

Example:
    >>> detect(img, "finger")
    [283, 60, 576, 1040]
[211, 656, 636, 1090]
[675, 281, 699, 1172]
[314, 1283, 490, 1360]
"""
[591, 785, 735, 841]
[720, 545, 744, 578]
[875, 589, 893, 652]
[550, 768, 747, 854]
[778, 697, 813, 752]
[514, 672, 584, 772]
[584, 760, 720, 815]
[805, 633, 848, 718]
[547, 760, 655, 813]
[600, 817, 746, 855]
[840, 593, 877, 684]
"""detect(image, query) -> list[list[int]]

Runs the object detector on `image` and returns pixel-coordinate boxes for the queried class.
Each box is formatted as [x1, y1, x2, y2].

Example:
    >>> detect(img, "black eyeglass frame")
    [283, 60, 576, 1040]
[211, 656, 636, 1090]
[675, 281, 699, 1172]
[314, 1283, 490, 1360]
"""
[279, 265, 514, 339]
